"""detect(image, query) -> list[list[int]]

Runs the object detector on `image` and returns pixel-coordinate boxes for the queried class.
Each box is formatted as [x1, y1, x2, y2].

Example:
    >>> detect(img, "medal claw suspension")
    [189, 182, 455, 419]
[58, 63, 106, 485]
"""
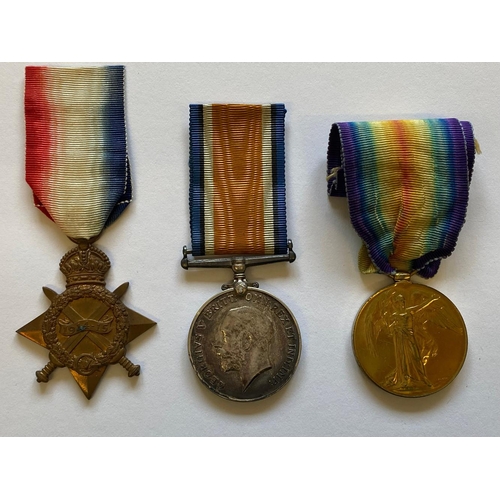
[390, 271, 414, 283]
[221, 258, 259, 296]
[182, 240, 295, 296]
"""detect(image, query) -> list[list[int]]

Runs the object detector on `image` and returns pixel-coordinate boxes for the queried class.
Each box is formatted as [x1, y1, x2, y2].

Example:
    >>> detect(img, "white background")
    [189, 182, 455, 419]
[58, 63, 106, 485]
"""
[1, 62, 498, 436]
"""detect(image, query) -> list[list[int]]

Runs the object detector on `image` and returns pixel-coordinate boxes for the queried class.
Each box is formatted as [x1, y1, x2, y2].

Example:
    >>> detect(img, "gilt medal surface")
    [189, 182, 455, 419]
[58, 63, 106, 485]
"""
[353, 280, 467, 398]
[189, 287, 301, 402]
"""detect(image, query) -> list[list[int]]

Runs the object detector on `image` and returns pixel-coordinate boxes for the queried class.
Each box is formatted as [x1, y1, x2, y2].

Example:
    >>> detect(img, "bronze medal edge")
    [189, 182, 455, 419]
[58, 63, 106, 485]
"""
[351, 281, 468, 399]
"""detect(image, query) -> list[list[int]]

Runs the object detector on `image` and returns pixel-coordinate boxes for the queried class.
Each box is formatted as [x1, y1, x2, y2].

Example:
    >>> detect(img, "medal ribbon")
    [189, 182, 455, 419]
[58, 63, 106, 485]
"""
[327, 118, 476, 278]
[189, 104, 287, 256]
[25, 66, 131, 240]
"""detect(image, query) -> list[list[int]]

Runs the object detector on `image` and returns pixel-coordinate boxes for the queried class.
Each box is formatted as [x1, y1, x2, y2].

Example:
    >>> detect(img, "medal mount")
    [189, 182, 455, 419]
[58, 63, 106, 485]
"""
[182, 240, 295, 295]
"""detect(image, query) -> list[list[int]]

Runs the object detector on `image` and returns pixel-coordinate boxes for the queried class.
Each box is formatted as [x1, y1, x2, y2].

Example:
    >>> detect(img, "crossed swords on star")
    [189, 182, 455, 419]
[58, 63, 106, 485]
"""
[36, 283, 140, 382]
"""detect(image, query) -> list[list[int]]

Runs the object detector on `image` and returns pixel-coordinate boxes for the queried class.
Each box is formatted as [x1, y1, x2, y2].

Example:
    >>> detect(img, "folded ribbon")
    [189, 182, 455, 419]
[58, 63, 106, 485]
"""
[25, 66, 131, 240]
[328, 118, 476, 278]
[189, 104, 287, 256]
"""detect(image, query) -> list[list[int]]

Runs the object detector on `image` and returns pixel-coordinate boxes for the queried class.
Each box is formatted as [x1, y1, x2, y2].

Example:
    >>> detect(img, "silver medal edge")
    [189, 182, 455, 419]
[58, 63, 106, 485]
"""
[187, 287, 302, 402]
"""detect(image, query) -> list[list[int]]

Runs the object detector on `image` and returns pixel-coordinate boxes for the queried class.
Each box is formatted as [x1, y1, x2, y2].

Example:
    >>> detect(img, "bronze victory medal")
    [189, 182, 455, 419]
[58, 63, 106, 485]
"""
[188, 287, 301, 402]
[352, 280, 467, 398]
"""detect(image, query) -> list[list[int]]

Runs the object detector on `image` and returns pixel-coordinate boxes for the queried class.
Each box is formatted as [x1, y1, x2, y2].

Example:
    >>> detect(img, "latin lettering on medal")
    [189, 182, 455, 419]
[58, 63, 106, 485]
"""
[189, 289, 301, 401]
[269, 342, 297, 386]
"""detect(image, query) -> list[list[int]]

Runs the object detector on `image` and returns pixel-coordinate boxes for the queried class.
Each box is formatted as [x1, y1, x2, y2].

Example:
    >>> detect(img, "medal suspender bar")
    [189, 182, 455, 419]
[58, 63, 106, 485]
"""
[328, 118, 477, 398]
[183, 104, 301, 402]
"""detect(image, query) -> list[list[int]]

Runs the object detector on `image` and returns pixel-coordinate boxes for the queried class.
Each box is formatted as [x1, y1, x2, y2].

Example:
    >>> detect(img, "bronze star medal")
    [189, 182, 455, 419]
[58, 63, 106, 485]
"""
[18, 243, 156, 399]
[21, 66, 156, 399]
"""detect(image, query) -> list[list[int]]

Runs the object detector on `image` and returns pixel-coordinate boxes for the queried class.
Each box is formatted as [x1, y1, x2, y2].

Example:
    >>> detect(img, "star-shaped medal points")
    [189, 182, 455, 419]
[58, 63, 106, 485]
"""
[17, 244, 156, 399]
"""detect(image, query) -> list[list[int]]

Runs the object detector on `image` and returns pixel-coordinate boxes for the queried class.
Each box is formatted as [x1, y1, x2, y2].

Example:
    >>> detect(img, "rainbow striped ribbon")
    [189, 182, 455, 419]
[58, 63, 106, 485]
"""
[328, 118, 476, 278]
[25, 66, 131, 240]
[189, 104, 287, 256]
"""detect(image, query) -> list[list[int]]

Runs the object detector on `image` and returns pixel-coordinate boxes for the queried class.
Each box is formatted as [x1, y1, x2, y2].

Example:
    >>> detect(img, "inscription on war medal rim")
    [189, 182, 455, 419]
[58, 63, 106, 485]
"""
[352, 280, 467, 398]
[188, 288, 301, 402]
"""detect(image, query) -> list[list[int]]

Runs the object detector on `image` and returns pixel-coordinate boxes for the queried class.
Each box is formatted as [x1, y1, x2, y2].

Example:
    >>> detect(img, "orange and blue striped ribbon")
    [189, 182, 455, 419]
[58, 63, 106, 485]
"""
[328, 118, 476, 278]
[25, 66, 131, 240]
[189, 104, 287, 256]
